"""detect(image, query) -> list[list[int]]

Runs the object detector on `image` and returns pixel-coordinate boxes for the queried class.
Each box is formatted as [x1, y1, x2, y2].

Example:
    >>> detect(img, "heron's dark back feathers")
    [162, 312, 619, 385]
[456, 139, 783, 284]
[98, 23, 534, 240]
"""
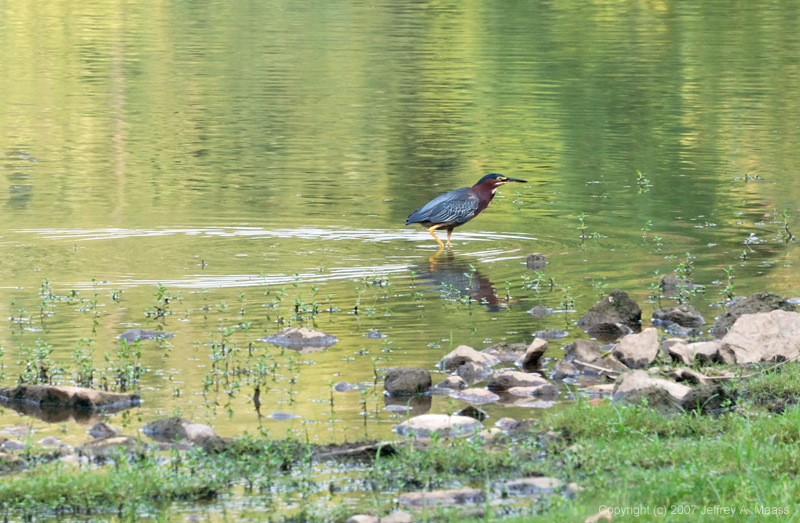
[406, 187, 480, 226]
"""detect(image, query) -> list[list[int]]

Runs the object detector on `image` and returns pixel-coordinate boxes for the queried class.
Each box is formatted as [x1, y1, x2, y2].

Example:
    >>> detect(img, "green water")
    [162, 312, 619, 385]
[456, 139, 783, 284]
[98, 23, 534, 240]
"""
[1, 0, 800, 519]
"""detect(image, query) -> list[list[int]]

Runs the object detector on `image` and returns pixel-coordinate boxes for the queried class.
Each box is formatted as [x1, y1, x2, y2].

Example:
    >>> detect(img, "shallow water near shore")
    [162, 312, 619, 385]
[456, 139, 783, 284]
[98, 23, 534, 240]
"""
[2, 0, 800, 520]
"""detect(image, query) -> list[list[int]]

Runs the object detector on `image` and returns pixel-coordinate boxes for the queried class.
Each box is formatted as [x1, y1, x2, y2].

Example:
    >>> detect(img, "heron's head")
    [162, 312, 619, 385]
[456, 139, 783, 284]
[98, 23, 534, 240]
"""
[473, 173, 527, 189]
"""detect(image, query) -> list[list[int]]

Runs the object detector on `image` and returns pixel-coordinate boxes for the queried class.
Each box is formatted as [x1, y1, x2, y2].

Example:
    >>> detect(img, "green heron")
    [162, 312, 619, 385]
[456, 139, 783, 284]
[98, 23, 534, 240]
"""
[406, 173, 527, 248]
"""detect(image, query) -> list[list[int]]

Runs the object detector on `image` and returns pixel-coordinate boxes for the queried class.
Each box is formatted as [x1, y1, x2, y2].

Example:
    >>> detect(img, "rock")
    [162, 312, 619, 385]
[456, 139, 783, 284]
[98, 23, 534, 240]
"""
[487, 370, 549, 391]
[521, 338, 548, 368]
[333, 381, 356, 392]
[577, 289, 642, 328]
[613, 370, 692, 402]
[140, 417, 217, 443]
[528, 305, 551, 318]
[680, 384, 736, 414]
[550, 360, 579, 380]
[259, 327, 339, 351]
[533, 329, 569, 340]
[0, 385, 140, 411]
[619, 386, 682, 414]
[383, 367, 431, 396]
[712, 292, 796, 338]
[495, 417, 519, 431]
[37, 436, 61, 446]
[432, 376, 466, 391]
[394, 414, 483, 438]
[1, 424, 33, 437]
[693, 340, 722, 363]
[660, 276, 696, 297]
[0, 452, 28, 472]
[476, 427, 504, 440]
[455, 362, 493, 384]
[601, 353, 630, 372]
[346, 516, 378, 523]
[118, 329, 174, 343]
[450, 388, 500, 405]
[380, 512, 413, 523]
[437, 345, 499, 370]
[526, 253, 547, 270]
[365, 329, 387, 339]
[661, 339, 693, 365]
[267, 412, 301, 421]
[398, 487, 485, 507]
[653, 305, 705, 327]
[1, 439, 26, 451]
[667, 368, 710, 385]
[88, 422, 118, 439]
[662, 322, 702, 338]
[584, 384, 615, 395]
[481, 342, 529, 363]
[506, 384, 559, 397]
[504, 476, 563, 496]
[612, 328, 659, 369]
[314, 441, 399, 462]
[79, 436, 148, 457]
[718, 310, 800, 364]
[455, 405, 489, 421]
[563, 339, 604, 364]
[585, 322, 633, 343]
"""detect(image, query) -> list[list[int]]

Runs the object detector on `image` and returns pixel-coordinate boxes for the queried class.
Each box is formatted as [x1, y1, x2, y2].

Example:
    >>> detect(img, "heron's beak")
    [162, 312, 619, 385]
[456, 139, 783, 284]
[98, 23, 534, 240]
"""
[503, 177, 527, 184]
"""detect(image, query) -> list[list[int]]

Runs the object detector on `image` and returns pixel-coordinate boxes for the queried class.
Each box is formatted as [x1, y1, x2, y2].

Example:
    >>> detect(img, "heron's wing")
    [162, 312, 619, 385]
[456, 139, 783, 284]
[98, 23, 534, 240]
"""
[406, 188, 479, 225]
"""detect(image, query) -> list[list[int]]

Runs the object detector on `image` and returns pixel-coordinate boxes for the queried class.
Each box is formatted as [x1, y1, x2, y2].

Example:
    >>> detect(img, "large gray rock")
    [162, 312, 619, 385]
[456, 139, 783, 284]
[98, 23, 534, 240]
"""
[612, 328, 659, 369]
[563, 339, 604, 364]
[577, 289, 641, 328]
[613, 370, 692, 402]
[521, 338, 548, 367]
[140, 417, 217, 443]
[711, 292, 796, 338]
[718, 310, 800, 364]
[383, 367, 431, 396]
[450, 388, 500, 405]
[481, 342, 530, 363]
[653, 305, 705, 328]
[506, 384, 559, 397]
[437, 345, 499, 370]
[550, 360, 578, 380]
[394, 414, 482, 438]
[0, 385, 139, 411]
[661, 339, 722, 365]
[455, 362, 493, 385]
[487, 371, 549, 391]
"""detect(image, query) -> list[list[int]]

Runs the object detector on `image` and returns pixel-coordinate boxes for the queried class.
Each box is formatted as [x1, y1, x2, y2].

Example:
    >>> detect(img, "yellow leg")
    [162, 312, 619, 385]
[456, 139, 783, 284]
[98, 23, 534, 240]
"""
[446, 229, 453, 247]
[428, 225, 445, 248]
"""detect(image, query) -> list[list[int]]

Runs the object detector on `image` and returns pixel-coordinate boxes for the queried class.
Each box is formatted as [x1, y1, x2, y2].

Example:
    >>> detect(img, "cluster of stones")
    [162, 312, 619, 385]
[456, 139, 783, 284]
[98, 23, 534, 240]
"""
[380, 289, 800, 439]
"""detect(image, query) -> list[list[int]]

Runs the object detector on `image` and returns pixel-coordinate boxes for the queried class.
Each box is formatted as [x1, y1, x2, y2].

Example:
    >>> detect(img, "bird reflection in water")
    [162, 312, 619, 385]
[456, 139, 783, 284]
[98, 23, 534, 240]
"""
[416, 252, 503, 312]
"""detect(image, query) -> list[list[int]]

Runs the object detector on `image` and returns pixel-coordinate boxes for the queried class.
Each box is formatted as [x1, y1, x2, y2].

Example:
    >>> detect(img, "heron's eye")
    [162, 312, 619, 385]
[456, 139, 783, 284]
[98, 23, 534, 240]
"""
[498, 176, 507, 182]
